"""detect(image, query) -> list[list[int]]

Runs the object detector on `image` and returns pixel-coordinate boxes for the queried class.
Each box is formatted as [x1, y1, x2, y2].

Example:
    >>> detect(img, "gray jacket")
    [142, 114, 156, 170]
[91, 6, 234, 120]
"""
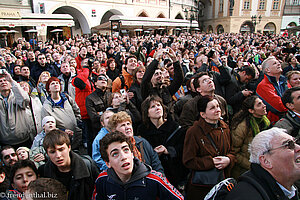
[0, 81, 34, 145]
[274, 111, 300, 137]
[41, 93, 81, 132]
[58, 73, 76, 100]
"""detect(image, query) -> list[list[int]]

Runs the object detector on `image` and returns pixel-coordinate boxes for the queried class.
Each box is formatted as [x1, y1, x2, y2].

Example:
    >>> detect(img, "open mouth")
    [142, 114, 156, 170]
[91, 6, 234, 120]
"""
[296, 158, 300, 163]
[122, 162, 131, 169]
[56, 159, 64, 164]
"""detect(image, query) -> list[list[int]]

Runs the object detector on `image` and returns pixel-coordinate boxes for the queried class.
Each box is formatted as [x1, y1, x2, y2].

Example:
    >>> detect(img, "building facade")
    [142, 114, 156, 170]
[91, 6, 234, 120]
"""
[198, 0, 285, 34]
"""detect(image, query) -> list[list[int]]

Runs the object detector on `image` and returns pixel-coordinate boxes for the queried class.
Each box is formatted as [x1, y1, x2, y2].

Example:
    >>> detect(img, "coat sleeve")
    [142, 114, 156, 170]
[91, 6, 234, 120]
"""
[179, 99, 198, 130]
[11, 80, 30, 108]
[92, 136, 108, 171]
[231, 122, 251, 170]
[147, 171, 184, 200]
[112, 77, 122, 93]
[140, 137, 165, 174]
[141, 59, 158, 100]
[256, 80, 288, 114]
[85, 95, 100, 124]
[66, 94, 81, 120]
[167, 61, 184, 96]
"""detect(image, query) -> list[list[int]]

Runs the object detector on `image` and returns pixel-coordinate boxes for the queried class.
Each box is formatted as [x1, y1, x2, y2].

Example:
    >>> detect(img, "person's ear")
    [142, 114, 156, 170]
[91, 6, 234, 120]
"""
[259, 155, 272, 169]
[248, 108, 255, 114]
[105, 161, 111, 168]
[0, 172, 6, 183]
[286, 102, 294, 110]
[196, 87, 201, 94]
[200, 112, 206, 119]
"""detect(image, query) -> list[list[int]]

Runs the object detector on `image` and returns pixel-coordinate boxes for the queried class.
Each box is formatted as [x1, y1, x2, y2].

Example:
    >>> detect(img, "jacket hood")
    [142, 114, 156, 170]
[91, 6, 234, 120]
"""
[106, 157, 151, 186]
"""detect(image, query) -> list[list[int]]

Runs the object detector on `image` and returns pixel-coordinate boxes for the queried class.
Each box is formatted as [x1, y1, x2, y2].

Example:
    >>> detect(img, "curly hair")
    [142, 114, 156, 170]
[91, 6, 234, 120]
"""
[107, 111, 132, 131]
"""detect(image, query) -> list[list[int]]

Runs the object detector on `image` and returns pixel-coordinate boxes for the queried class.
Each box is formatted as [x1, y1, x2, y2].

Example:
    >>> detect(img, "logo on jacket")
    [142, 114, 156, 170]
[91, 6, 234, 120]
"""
[107, 194, 116, 200]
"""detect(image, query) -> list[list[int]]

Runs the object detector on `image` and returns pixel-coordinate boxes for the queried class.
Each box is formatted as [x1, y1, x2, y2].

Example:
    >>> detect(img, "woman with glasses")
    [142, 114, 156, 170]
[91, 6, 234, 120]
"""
[230, 95, 270, 179]
[183, 96, 235, 200]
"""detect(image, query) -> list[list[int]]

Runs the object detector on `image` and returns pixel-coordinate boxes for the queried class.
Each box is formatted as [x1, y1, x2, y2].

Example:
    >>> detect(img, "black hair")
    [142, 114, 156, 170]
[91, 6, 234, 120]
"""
[282, 87, 300, 109]
[100, 131, 133, 162]
[193, 72, 211, 90]
[239, 66, 256, 78]
[10, 160, 38, 184]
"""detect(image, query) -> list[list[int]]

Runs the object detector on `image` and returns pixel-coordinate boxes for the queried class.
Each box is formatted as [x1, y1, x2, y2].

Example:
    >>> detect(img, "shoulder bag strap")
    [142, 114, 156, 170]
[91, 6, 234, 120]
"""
[165, 125, 181, 144]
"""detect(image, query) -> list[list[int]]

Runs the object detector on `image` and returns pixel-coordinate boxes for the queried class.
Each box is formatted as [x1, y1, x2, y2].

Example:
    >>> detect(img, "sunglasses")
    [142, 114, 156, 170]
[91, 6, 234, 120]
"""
[264, 138, 299, 154]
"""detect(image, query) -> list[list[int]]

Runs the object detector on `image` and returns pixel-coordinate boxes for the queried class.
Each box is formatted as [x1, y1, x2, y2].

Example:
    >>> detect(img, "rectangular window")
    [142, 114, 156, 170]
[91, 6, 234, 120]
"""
[273, 0, 279, 9]
[220, 0, 224, 12]
[258, 0, 265, 9]
[244, 0, 250, 9]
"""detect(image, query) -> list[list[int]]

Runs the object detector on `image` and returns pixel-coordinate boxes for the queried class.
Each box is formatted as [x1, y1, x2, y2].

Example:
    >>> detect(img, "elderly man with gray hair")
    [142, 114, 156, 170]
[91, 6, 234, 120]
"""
[225, 127, 300, 200]
[256, 57, 288, 124]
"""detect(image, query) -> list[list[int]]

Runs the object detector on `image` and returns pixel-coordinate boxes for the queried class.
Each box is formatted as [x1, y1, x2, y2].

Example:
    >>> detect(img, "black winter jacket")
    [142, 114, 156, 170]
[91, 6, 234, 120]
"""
[39, 151, 100, 200]
[226, 163, 299, 200]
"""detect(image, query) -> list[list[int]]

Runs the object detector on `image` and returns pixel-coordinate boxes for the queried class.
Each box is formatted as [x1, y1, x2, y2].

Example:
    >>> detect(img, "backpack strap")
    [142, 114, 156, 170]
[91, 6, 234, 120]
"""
[239, 175, 270, 200]
[119, 74, 128, 90]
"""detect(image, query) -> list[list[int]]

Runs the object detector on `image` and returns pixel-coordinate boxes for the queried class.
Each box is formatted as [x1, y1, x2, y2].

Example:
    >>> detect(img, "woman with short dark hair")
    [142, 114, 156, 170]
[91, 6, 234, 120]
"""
[183, 96, 235, 200]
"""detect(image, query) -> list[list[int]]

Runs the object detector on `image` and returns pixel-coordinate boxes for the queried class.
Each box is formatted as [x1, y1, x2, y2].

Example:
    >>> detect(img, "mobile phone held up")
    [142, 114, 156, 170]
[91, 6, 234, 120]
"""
[0, 69, 6, 74]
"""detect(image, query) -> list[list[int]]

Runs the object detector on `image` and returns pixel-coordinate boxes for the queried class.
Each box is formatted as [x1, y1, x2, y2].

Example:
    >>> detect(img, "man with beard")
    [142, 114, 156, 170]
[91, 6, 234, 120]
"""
[0, 146, 18, 178]
[141, 48, 183, 119]
[58, 62, 76, 100]
[31, 54, 58, 82]
[86, 74, 111, 155]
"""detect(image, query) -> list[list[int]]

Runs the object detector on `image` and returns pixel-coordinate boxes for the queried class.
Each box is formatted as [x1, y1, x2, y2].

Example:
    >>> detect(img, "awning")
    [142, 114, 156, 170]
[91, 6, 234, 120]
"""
[0, 13, 74, 27]
[92, 15, 198, 30]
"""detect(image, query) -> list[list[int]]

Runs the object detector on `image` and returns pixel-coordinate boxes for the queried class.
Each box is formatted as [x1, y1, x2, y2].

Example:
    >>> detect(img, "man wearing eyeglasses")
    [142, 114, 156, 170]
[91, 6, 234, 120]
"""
[226, 127, 300, 200]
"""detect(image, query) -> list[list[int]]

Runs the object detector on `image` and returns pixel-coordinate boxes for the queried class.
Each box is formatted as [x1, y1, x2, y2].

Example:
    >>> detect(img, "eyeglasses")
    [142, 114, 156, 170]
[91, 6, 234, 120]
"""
[202, 78, 213, 83]
[263, 138, 299, 154]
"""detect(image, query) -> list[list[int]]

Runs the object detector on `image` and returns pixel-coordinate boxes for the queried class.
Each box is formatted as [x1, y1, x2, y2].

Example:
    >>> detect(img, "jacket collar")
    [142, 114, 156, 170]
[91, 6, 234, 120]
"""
[265, 74, 286, 84]
[47, 92, 68, 107]
[106, 157, 151, 187]
[250, 163, 297, 200]
[45, 151, 90, 180]
[195, 117, 227, 135]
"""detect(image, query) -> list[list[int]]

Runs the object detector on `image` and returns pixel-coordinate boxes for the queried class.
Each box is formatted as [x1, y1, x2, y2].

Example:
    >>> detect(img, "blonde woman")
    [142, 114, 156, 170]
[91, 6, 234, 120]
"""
[31, 71, 51, 103]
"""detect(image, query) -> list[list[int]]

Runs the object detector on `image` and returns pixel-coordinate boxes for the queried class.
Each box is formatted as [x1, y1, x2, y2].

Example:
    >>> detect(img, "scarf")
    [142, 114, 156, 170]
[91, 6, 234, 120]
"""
[130, 137, 143, 162]
[250, 115, 270, 136]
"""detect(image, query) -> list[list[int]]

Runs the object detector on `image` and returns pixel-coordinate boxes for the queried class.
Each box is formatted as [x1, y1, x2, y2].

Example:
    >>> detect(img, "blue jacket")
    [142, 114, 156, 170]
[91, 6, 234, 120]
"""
[92, 158, 183, 200]
[92, 130, 164, 174]
[92, 127, 109, 170]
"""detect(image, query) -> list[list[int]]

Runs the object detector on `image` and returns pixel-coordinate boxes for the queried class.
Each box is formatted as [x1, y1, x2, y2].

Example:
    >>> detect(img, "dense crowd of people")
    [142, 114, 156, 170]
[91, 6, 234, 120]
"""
[0, 31, 300, 200]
